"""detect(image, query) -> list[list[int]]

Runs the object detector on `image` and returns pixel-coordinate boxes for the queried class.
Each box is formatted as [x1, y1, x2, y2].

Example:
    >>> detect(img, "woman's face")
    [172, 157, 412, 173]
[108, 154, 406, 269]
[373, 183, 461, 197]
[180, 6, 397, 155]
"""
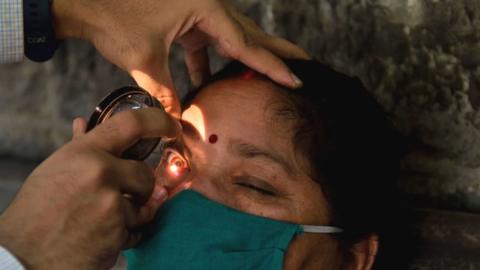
[165, 77, 342, 269]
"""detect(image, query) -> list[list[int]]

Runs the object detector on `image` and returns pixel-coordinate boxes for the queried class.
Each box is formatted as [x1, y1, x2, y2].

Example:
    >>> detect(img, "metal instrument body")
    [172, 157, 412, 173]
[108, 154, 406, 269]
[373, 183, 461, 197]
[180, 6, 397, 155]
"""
[86, 86, 162, 160]
[87, 86, 191, 192]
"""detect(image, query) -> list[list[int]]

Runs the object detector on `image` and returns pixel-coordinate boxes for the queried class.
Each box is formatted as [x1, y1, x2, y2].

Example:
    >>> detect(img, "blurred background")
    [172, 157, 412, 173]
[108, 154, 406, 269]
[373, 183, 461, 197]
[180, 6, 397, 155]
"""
[0, 0, 479, 268]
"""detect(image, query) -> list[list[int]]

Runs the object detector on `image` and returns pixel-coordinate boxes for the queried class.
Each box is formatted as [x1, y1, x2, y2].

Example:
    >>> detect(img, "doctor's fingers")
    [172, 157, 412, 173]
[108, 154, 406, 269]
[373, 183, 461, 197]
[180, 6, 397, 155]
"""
[196, 2, 305, 88]
[81, 154, 156, 205]
[72, 117, 87, 139]
[223, 3, 310, 60]
[184, 46, 210, 88]
[123, 185, 168, 229]
[122, 188, 168, 249]
[130, 59, 182, 118]
[84, 108, 181, 157]
[109, 159, 158, 205]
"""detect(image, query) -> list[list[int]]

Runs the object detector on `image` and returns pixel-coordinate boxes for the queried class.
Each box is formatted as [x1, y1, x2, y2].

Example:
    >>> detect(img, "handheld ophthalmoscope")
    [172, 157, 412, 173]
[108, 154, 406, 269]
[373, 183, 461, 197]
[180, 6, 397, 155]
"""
[86, 86, 190, 186]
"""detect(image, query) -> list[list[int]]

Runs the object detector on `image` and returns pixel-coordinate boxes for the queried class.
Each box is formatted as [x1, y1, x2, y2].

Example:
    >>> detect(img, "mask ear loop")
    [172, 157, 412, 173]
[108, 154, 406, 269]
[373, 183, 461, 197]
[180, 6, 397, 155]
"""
[301, 225, 344, 233]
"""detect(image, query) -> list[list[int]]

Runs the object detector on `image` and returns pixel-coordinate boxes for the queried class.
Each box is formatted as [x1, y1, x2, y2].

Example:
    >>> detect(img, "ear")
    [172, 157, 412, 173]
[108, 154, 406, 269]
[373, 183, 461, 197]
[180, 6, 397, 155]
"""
[343, 234, 379, 270]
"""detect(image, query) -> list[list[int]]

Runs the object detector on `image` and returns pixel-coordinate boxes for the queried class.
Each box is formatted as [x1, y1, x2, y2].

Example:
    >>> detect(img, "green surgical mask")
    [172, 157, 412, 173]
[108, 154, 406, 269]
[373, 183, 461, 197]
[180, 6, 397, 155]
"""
[124, 190, 342, 270]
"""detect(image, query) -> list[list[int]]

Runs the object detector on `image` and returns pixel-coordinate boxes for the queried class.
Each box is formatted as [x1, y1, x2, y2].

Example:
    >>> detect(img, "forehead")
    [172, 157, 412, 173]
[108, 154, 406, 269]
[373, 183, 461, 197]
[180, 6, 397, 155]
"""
[192, 78, 280, 112]
[187, 78, 294, 135]
[183, 77, 298, 157]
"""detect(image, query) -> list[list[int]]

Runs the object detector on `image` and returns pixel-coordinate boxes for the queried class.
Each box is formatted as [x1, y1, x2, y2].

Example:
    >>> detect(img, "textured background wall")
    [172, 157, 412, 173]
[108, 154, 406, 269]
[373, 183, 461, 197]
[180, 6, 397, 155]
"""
[0, 0, 479, 269]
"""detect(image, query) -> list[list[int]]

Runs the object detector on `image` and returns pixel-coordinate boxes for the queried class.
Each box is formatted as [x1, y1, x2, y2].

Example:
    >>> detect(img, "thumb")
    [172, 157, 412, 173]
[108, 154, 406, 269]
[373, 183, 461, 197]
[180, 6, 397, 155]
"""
[130, 59, 181, 119]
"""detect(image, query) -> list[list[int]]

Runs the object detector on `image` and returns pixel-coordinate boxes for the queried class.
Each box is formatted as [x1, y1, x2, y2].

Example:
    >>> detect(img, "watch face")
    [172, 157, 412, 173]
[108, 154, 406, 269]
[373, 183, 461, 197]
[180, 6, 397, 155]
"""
[87, 86, 162, 160]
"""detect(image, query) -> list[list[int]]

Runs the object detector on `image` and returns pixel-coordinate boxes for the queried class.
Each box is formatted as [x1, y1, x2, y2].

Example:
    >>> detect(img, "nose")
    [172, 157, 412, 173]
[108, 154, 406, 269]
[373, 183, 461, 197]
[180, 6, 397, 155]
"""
[187, 161, 227, 203]
[174, 127, 224, 201]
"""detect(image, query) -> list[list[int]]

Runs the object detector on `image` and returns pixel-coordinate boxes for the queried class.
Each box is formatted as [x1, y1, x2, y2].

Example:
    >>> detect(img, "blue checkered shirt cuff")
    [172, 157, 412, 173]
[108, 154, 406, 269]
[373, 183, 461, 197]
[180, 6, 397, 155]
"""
[0, 246, 25, 270]
[0, 0, 24, 63]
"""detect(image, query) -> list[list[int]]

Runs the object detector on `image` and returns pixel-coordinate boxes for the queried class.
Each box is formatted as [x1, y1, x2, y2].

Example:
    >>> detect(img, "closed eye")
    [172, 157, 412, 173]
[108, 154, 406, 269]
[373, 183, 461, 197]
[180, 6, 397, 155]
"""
[235, 181, 276, 197]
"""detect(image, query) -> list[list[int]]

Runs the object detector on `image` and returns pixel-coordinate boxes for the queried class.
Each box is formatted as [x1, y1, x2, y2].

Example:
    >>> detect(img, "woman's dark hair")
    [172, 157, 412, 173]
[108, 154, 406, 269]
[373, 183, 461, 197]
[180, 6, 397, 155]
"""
[183, 59, 413, 269]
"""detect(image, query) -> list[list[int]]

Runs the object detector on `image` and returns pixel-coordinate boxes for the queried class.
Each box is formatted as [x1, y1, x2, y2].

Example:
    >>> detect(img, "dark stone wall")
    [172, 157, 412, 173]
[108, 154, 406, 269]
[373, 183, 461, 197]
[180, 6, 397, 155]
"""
[0, 1, 479, 269]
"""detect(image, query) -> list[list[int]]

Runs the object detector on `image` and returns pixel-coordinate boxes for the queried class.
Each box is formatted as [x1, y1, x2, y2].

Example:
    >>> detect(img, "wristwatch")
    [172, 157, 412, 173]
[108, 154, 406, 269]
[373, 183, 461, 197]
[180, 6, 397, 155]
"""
[23, 0, 58, 62]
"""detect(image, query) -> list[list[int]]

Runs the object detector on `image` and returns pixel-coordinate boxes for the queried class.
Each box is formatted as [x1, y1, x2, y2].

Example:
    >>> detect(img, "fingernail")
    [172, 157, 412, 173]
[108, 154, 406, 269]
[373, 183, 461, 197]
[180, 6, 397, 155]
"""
[152, 186, 168, 202]
[72, 118, 83, 137]
[290, 73, 303, 88]
[72, 119, 79, 131]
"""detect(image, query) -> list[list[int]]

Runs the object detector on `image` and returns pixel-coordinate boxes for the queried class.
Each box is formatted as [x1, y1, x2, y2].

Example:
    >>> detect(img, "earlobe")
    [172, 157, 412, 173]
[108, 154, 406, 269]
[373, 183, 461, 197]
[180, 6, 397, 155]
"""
[344, 234, 379, 270]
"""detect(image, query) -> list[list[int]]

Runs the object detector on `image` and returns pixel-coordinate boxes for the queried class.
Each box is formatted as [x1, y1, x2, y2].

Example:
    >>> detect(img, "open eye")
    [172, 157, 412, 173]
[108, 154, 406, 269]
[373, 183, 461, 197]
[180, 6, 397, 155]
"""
[163, 149, 189, 176]
[155, 148, 191, 194]
[166, 150, 189, 176]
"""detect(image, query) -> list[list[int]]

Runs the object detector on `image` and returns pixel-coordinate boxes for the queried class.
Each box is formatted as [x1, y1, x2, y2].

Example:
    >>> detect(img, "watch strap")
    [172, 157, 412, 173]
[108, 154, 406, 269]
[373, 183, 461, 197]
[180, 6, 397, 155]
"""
[23, 0, 57, 62]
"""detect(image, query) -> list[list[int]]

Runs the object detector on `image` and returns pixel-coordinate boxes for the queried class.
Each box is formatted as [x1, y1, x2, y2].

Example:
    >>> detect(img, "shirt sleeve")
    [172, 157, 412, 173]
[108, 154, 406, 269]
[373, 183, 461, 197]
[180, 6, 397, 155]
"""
[0, 0, 24, 63]
[0, 246, 25, 270]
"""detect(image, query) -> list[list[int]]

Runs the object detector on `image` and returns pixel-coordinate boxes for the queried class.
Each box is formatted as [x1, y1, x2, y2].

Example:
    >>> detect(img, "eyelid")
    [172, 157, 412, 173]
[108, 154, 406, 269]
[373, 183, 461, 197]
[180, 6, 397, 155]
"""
[234, 176, 279, 196]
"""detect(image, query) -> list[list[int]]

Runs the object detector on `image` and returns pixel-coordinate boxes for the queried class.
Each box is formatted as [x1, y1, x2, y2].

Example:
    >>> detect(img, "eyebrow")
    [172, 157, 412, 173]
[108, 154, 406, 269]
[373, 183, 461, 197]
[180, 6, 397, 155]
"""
[228, 138, 294, 176]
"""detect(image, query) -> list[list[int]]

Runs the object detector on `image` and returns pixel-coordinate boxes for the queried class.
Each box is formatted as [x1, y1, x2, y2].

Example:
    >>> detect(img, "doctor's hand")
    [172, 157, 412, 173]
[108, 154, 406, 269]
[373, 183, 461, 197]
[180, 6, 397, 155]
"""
[0, 108, 179, 270]
[52, 0, 309, 117]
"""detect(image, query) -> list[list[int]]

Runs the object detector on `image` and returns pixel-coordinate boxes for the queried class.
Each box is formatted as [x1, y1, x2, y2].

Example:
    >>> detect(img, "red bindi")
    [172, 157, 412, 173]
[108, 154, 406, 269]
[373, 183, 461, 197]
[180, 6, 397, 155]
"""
[208, 134, 218, 144]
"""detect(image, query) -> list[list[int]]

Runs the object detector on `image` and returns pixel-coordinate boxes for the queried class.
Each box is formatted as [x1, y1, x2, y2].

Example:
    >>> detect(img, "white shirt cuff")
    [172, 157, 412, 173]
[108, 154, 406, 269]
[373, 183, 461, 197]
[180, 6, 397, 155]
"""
[0, 0, 24, 63]
[0, 246, 25, 270]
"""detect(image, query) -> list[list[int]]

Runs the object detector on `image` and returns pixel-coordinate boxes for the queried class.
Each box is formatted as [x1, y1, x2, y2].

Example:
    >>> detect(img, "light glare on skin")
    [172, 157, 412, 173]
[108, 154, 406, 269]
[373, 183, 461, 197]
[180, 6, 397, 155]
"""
[168, 164, 180, 175]
[182, 104, 207, 140]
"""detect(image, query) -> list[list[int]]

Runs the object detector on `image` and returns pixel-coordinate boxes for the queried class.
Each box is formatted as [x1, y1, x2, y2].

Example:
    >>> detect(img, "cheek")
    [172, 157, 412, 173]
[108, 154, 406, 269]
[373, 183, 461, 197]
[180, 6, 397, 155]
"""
[292, 180, 332, 225]
[185, 142, 234, 202]
[283, 234, 342, 270]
